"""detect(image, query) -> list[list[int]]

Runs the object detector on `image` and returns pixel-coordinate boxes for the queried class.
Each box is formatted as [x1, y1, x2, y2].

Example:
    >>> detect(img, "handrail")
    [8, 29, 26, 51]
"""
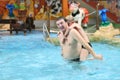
[42, 23, 50, 39]
[42, 23, 55, 44]
[86, 11, 96, 16]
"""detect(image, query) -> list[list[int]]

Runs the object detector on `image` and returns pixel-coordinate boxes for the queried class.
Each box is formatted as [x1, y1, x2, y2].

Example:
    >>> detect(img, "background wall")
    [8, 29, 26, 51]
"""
[34, 0, 99, 28]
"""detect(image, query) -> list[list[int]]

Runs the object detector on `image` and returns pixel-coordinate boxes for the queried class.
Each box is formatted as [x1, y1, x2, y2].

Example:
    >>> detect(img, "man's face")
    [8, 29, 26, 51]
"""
[56, 19, 67, 32]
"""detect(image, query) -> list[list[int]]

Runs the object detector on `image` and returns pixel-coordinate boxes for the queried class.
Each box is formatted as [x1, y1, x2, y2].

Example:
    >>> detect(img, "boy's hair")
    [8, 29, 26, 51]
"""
[56, 17, 67, 22]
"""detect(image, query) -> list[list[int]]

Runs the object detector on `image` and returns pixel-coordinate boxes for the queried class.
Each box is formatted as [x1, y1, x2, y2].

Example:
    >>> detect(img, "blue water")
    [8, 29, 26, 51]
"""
[0, 30, 120, 80]
[115, 35, 120, 38]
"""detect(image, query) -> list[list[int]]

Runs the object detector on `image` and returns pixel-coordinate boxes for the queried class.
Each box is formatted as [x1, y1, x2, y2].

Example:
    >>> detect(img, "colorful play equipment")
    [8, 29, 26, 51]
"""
[6, 3, 15, 18]
[68, 1, 99, 28]
[99, 8, 110, 26]
[69, 1, 89, 27]
[68, 1, 114, 29]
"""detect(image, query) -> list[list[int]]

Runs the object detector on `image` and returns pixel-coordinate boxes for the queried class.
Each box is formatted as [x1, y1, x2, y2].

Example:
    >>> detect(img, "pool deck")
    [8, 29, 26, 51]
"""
[41, 26, 120, 47]
[0, 25, 120, 47]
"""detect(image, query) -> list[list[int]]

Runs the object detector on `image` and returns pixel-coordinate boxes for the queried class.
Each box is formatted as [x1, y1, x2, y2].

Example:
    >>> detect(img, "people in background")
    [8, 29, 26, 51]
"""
[26, 14, 35, 29]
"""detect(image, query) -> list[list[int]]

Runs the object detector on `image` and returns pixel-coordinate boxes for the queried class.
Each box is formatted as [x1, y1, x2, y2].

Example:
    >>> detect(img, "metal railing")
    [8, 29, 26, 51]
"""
[42, 23, 50, 39]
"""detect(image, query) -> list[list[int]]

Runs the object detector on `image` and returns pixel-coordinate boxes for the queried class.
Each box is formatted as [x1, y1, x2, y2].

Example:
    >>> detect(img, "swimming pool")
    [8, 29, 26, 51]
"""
[115, 35, 120, 38]
[0, 30, 120, 80]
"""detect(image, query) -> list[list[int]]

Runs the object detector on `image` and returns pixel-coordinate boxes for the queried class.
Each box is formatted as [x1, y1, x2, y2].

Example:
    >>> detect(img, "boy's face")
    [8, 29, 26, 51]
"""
[56, 19, 67, 32]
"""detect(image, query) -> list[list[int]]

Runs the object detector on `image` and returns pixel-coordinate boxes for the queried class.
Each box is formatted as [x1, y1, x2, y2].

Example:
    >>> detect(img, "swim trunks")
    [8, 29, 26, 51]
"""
[82, 42, 92, 49]
[71, 58, 80, 62]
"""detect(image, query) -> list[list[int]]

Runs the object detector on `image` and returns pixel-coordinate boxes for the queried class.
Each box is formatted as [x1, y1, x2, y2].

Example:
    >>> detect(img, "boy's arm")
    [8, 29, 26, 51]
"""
[71, 29, 103, 60]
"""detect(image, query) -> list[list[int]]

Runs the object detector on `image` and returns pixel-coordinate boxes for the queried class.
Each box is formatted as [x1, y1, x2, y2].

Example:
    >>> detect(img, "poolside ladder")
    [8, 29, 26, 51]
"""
[42, 23, 55, 44]
[42, 23, 50, 39]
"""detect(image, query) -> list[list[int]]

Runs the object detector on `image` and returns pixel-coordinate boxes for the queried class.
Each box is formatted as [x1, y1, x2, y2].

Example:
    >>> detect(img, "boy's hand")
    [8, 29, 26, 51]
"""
[95, 54, 103, 60]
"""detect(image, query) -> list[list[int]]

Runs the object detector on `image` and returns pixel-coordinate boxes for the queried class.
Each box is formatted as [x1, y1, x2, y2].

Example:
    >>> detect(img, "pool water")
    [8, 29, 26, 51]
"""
[0, 30, 120, 80]
[115, 35, 120, 38]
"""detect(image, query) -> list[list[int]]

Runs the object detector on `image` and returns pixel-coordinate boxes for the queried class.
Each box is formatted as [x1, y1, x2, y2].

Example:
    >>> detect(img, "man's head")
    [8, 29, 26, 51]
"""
[56, 17, 68, 32]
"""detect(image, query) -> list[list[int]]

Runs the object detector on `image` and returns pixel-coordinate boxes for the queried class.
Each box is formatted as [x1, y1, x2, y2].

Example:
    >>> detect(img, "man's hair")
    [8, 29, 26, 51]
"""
[56, 17, 67, 22]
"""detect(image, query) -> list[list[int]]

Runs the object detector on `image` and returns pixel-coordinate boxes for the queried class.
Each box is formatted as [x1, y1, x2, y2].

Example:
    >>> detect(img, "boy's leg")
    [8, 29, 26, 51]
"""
[80, 48, 88, 61]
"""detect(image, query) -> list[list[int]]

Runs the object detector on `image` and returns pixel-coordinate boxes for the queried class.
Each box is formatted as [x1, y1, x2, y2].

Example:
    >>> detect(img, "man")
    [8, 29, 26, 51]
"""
[26, 14, 35, 30]
[56, 17, 103, 61]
